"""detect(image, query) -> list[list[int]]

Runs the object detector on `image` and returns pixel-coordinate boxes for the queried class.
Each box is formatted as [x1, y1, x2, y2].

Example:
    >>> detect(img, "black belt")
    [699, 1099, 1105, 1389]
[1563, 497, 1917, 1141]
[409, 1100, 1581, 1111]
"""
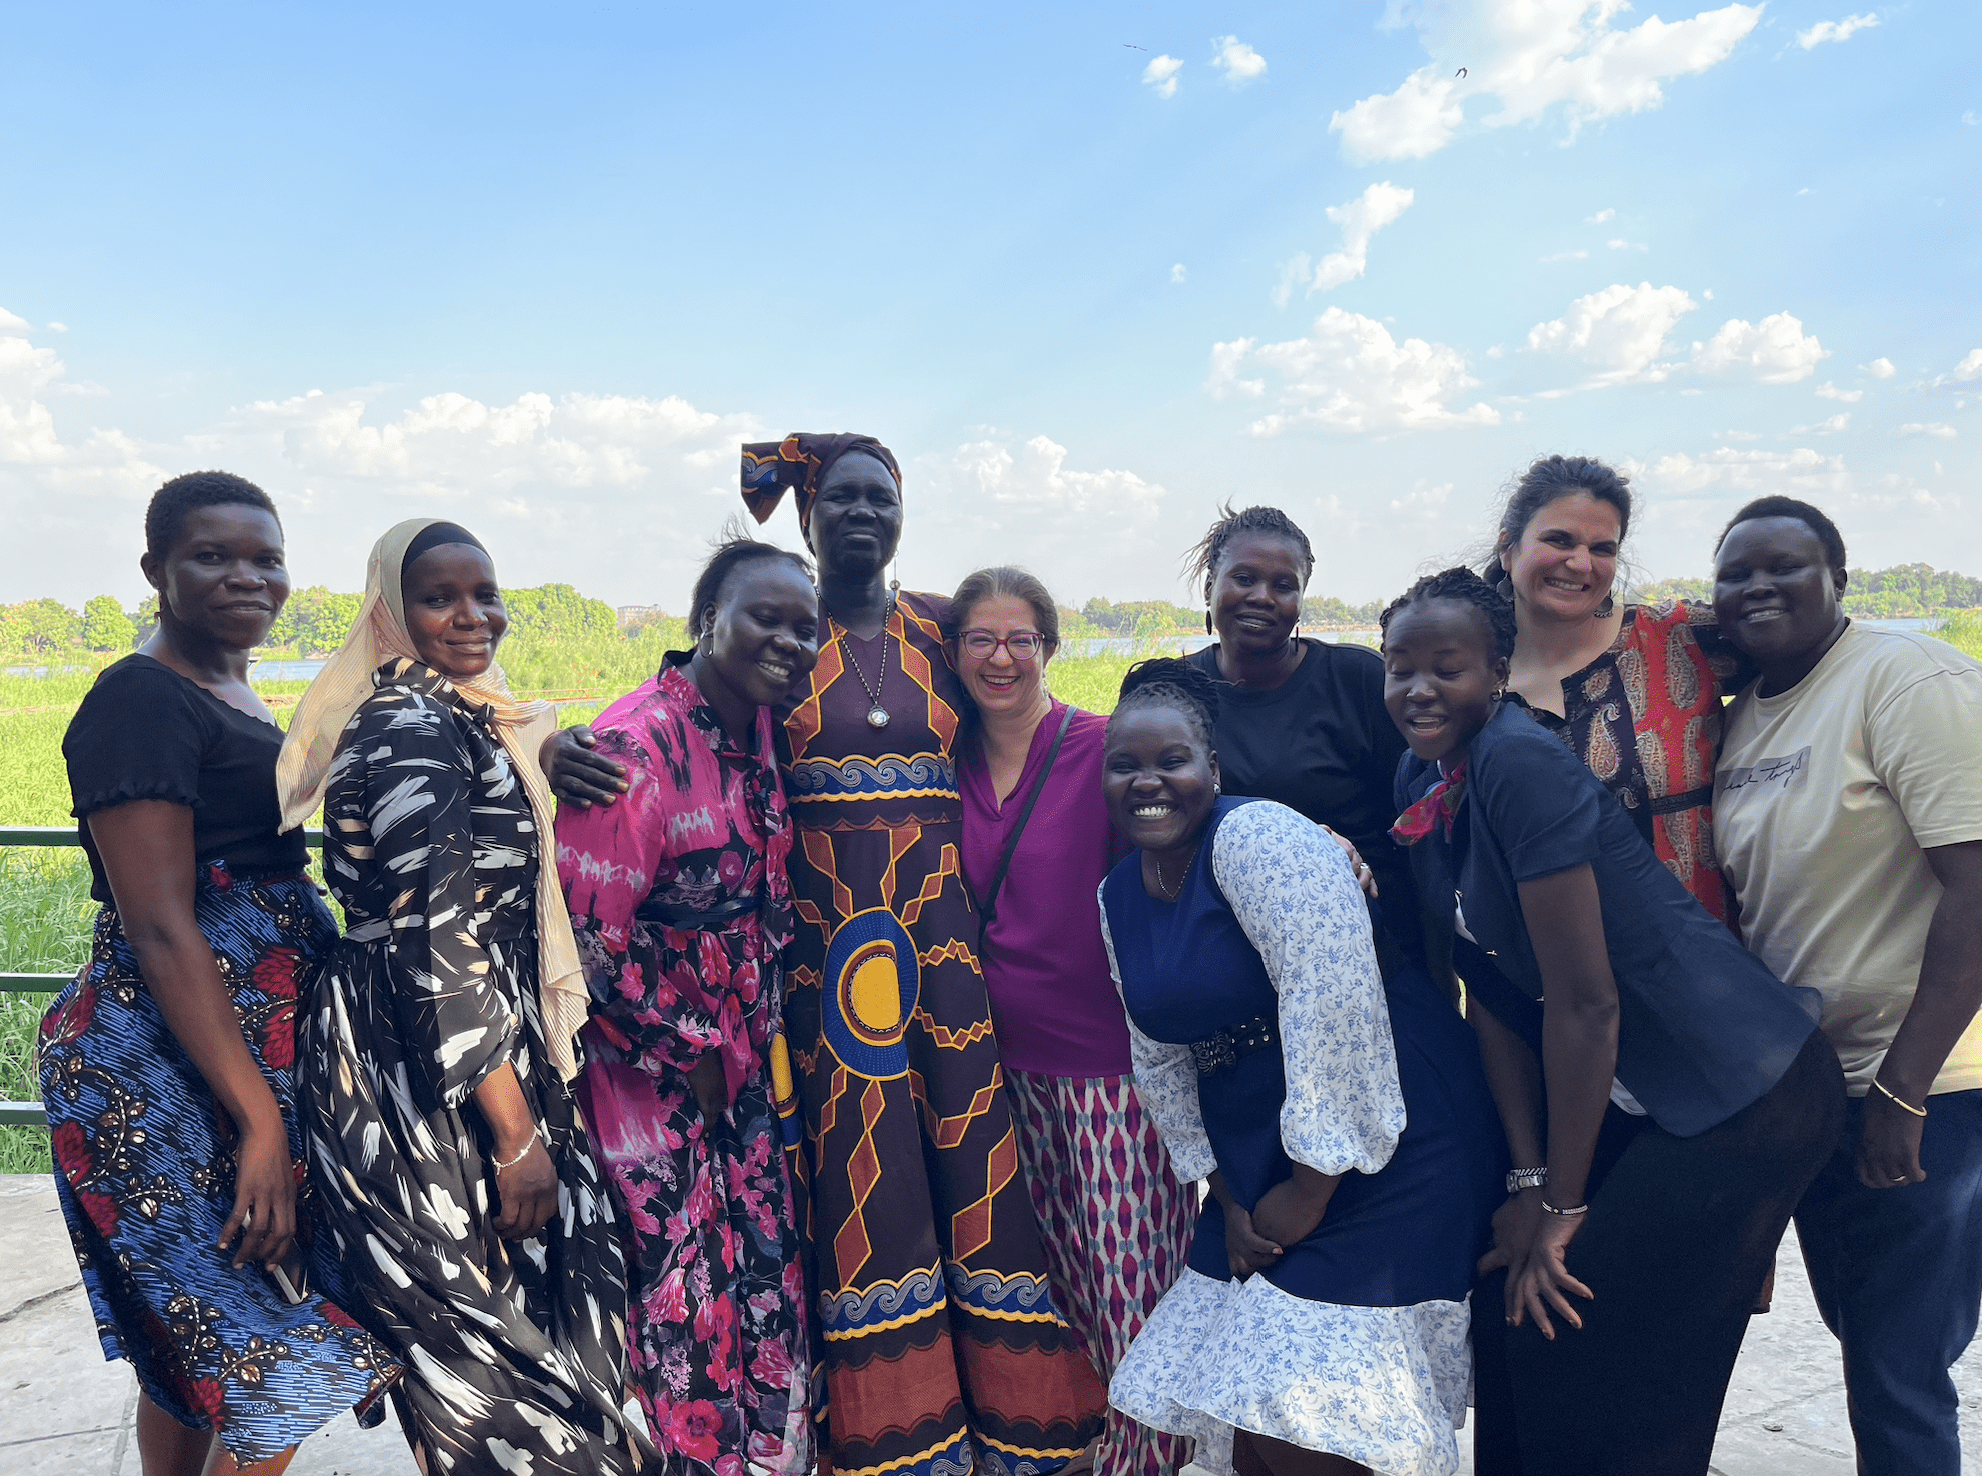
[1648, 784, 1714, 816]
[636, 894, 762, 929]
[1190, 1015, 1279, 1076]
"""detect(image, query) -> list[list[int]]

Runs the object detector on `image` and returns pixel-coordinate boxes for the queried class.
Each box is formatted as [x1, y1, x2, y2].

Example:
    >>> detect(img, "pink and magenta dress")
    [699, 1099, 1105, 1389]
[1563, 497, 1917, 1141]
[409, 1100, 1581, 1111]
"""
[557, 657, 811, 1476]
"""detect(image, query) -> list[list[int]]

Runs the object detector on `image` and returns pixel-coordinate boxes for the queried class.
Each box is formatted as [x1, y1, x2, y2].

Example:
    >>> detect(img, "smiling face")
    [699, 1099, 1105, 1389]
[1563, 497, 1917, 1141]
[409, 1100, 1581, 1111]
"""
[1498, 491, 1622, 623]
[809, 452, 903, 581]
[402, 543, 507, 680]
[142, 503, 291, 652]
[702, 558, 823, 708]
[1383, 599, 1509, 766]
[953, 593, 1053, 720]
[1209, 532, 1308, 655]
[1103, 705, 1220, 855]
[1712, 516, 1848, 674]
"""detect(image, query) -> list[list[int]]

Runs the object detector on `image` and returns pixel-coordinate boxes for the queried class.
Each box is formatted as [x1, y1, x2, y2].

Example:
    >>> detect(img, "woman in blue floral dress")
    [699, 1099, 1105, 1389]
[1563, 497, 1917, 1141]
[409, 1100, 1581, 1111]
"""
[557, 538, 822, 1476]
[40, 472, 397, 1475]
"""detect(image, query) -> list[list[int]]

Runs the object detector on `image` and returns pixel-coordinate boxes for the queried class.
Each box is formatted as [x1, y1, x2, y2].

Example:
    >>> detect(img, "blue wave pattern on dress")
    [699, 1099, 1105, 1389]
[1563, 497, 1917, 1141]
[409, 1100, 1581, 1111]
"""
[786, 753, 960, 804]
[38, 864, 399, 1464]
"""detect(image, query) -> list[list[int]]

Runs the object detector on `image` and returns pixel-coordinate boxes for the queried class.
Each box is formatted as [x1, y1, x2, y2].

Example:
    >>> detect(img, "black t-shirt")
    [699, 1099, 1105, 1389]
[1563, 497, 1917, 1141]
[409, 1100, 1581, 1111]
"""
[1186, 638, 1419, 937]
[64, 654, 307, 902]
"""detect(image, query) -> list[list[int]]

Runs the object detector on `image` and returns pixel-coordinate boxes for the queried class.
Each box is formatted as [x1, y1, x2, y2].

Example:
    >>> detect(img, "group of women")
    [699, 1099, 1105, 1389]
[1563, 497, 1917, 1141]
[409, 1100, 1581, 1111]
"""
[35, 442, 1982, 1476]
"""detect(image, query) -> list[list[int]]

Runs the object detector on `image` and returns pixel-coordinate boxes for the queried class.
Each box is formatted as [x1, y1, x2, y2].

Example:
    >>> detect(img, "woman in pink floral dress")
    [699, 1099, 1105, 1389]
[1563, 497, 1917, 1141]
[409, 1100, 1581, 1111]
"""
[556, 538, 822, 1475]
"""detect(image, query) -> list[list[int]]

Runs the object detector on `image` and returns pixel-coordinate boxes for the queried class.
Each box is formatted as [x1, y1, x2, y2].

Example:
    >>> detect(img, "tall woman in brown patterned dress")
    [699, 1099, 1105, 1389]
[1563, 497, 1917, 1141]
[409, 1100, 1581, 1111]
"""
[549, 435, 1107, 1476]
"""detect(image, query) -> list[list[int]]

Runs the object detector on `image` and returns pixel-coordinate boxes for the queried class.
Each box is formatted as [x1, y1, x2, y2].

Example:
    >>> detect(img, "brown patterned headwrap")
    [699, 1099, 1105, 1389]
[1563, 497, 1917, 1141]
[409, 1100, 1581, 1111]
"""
[740, 433, 902, 535]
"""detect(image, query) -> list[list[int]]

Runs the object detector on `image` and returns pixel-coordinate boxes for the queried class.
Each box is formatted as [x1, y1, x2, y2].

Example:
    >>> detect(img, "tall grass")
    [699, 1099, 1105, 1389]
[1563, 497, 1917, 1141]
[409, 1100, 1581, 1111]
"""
[1937, 609, 1982, 661]
[0, 850, 93, 1173]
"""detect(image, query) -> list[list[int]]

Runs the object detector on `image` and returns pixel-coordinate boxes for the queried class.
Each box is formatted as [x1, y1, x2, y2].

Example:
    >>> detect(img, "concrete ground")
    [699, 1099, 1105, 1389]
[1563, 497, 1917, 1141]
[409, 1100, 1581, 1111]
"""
[4, 1174, 1978, 1475]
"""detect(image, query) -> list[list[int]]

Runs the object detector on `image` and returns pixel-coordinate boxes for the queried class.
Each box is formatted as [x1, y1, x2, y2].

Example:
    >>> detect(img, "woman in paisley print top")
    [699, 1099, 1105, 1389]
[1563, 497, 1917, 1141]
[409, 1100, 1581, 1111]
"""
[279, 519, 647, 1476]
[556, 538, 822, 1475]
[1487, 455, 1749, 923]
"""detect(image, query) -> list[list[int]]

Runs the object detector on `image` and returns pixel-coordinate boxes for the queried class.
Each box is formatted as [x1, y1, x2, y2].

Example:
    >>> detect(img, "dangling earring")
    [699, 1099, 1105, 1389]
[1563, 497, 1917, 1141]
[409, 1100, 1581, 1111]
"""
[1594, 594, 1616, 619]
[1204, 607, 1213, 635]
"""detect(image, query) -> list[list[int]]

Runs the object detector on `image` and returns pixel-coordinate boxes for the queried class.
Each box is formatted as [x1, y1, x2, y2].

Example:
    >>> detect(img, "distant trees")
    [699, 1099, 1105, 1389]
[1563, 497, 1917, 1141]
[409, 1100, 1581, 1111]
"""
[266, 587, 364, 654]
[80, 596, 136, 652]
[503, 584, 618, 642]
[0, 598, 84, 657]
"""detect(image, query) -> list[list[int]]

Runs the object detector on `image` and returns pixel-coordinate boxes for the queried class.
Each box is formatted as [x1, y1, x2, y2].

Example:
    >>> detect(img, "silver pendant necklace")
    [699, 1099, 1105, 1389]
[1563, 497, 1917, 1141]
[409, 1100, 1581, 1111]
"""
[838, 593, 897, 729]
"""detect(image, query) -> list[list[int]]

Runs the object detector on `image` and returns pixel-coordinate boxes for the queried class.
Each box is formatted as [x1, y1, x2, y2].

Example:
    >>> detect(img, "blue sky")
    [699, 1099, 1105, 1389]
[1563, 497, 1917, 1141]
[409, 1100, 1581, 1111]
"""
[3, 2, 1977, 611]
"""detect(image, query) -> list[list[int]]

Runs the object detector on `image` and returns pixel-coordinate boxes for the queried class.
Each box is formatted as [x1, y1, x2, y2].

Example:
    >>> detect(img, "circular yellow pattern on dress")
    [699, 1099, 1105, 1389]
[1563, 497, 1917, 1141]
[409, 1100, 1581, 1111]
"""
[849, 952, 903, 1034]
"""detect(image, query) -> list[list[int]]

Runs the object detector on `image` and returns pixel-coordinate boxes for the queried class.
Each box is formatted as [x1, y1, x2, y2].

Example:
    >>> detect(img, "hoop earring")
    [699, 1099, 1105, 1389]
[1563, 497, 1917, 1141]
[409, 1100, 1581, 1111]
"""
[1594, 595, 1615, 619]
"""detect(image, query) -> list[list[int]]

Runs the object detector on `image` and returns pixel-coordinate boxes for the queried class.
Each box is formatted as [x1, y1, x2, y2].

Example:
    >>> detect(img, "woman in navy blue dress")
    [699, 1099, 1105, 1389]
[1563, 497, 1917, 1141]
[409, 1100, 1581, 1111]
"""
[1381, 568, 1845, 1475]
[1097, 659, 1503, 1476]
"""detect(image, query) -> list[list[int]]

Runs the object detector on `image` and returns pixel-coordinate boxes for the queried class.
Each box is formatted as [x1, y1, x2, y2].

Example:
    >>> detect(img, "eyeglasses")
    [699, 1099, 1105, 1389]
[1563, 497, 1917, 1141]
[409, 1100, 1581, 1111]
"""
[958, 629, 1047, 661]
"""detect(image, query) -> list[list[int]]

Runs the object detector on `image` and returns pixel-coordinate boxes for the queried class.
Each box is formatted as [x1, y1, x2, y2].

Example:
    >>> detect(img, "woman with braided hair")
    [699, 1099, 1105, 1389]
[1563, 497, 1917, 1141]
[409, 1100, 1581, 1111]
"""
[1381, 567, 1844, 1473]
[544, 435, 1106, 1476]
[1097, 658, 1504, 1476]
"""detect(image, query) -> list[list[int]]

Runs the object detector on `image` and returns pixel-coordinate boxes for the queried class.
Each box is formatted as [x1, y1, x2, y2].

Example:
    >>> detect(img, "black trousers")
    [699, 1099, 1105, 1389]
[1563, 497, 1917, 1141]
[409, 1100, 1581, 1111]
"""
[1473, 1031, 1846, 1476]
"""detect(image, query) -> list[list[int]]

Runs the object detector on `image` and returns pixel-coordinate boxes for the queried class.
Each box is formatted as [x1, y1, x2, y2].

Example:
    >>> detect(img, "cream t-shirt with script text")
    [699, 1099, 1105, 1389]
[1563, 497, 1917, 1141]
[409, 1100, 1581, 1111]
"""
[1715, 624, 1982, 1097]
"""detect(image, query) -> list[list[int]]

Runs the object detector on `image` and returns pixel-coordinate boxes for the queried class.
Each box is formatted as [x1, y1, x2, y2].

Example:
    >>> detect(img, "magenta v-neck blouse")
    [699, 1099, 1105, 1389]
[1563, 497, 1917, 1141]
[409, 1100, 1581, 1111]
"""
[959, 701, 1132, 1077]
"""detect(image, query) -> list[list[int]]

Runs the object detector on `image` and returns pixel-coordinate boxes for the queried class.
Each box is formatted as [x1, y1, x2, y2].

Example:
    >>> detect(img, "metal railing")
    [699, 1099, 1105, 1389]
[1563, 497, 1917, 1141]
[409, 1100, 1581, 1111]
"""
[1, 825, 322, 1127]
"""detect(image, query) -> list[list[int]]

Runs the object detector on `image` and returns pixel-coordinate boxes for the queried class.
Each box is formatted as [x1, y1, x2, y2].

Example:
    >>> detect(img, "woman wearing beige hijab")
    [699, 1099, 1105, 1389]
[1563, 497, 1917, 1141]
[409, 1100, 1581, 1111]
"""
[277, 519, 646, 1476]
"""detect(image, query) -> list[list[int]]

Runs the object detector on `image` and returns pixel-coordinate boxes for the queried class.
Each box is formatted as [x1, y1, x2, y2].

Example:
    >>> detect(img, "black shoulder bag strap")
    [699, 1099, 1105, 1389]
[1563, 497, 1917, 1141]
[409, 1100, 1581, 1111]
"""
[968, 703, 1077, 928]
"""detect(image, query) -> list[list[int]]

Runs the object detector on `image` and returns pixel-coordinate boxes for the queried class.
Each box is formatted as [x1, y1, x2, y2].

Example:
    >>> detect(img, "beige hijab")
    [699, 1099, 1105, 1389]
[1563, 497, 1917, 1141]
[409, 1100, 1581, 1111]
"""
[276, 517, 587, 1083]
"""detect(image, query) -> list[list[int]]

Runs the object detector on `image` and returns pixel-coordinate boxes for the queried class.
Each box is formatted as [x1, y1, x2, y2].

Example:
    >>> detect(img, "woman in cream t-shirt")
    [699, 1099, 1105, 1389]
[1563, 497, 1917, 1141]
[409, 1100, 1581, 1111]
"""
[1713, 496, 1982, 1476]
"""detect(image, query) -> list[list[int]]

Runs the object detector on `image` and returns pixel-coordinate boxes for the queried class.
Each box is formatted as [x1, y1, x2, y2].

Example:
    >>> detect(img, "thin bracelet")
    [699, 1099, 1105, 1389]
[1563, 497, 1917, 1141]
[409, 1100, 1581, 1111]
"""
[1540, 1199, 1589, 1217]
[1872, 1079, 1928, 1119]
[492, 1139, 536, 1171]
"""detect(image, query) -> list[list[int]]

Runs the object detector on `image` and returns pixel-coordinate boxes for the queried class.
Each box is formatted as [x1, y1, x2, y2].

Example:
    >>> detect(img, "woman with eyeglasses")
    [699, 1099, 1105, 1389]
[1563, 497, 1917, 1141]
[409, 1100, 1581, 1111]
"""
[948, 567, 1197, 1476]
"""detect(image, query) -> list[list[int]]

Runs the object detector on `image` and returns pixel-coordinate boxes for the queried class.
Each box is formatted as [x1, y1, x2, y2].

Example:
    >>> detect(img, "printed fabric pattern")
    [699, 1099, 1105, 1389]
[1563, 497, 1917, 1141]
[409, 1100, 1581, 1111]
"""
[1518, 600, 1745, 923]
[38, 865, 399, 1465]
[1003, 1067, 1197, 1476]
[303, 659, 643, 1476]
[558, 660, 812, 1475]
[778, 590, 1108, 1476]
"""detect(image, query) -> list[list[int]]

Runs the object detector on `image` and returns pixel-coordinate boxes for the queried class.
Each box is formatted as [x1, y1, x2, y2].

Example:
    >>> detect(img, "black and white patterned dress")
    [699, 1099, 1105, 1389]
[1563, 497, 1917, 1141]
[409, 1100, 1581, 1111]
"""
[301, 659, 640, 1475]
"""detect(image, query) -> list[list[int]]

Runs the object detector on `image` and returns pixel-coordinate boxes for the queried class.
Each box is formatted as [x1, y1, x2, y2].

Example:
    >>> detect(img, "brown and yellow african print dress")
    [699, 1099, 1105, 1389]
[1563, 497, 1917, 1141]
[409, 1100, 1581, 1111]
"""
[777, 591, 1106, 1476]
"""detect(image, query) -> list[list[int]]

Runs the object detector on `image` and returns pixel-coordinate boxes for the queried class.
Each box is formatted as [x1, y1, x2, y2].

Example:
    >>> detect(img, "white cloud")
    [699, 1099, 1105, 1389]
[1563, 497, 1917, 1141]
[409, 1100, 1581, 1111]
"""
[1790, 413, 1851, 434]
[1607, 238, 1648, 251]
[1965, 110, 1979, 127]
[1330, 1, 1761, 163]
[1862, 356, 1897, 378]
[1900, 422, 1958, 439]
[1273, 182, 1417, 298]
[1815, 381, 1863, 402]
[1210, 36, 1267, 87]
[1953, 349, 1982, 381]
[1638, 446, 1853, 500]
[1541, 249, 1591, 262]
[0, 306, 31, 332]
[1585, 208, 1616, 224]
[1143, 54, 1182, 98]
[1796, 13, 1880, 49]
[1691, 312, 1828, 383]
[1170, 262, 1188, 284]
[45, 321, 68, 333]
[1525, 281, 1698, 386]
[1209, 307, 1500, 435]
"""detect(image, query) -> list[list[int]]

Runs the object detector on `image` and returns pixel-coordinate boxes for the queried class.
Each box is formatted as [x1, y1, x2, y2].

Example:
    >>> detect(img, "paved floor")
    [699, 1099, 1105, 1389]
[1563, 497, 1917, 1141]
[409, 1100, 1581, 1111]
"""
[5, 1175, 1979, 1474]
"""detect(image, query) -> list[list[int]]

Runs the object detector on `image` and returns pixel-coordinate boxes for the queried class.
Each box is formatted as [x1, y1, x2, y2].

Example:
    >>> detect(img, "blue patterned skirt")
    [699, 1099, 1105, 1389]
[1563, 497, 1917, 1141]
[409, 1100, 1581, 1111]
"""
[37, 862, 400, 1463]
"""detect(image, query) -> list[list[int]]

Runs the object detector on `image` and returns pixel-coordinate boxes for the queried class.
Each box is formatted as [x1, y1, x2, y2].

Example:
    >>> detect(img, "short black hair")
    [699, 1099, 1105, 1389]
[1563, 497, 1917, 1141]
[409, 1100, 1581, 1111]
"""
[1715, 496, 1848, 576]
[688, 537, 815, 639]
[144, 471, 281, 559]
[1381, 566, 1518, 664]
[1110, 656, 1219, 750]
[1183, 502, 1315, 603]
[1486, 455, 1632, 596]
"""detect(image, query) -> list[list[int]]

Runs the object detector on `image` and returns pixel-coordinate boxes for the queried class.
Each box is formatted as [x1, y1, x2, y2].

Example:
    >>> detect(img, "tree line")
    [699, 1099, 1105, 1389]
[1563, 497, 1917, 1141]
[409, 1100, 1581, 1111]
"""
[7, 564, 1981, 660]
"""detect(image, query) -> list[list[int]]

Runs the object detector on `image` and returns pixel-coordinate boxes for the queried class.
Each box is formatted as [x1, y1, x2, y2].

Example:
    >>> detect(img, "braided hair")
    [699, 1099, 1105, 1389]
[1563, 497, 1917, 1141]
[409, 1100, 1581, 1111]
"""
[1182, 502, 1315, 605]
[1109, 656, 1220, 750]
[1380, 566, 1519, 664]
[1715, 495, 1847, 576]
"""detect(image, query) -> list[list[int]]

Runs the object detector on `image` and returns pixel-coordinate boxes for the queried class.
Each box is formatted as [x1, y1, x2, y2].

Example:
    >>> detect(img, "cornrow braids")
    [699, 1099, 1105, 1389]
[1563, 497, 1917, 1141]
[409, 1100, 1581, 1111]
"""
[1715, 495, 1847, 576]
[689, 536, 815, 639]
[1380, 566, 1519, 663]
[1109, 656, 1220, 749]
[1182, 501, 1316, 605]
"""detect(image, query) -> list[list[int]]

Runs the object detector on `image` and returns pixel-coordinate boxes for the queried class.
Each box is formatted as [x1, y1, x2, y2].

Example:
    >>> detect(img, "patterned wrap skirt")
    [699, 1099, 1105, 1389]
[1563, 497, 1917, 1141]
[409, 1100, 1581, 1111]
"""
[36, 863, 400, 1464]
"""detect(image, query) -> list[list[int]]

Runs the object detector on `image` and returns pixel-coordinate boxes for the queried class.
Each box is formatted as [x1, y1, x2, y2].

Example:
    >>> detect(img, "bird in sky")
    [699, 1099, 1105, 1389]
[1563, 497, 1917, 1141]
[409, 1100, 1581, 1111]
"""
[1125, 43, 1147, 51]
[1456, 67, 1468, 77]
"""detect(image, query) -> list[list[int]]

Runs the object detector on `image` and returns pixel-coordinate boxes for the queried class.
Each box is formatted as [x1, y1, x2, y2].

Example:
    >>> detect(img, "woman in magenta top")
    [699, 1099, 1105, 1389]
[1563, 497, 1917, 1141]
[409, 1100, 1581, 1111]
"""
[556, 538, 822, 1475]
[949, 566, 1196, 1476]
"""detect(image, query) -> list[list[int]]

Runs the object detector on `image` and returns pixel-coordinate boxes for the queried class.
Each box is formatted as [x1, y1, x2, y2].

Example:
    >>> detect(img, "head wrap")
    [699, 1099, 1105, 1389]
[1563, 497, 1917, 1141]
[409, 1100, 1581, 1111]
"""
[740, 433, 901, 535]
[275, 517, 589, 1082]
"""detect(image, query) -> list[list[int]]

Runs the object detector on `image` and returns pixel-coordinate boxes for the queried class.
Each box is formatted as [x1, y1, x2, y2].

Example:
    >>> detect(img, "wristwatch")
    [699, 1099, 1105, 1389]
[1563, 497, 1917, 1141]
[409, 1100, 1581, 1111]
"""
[1506, 1167, 1547, 1194]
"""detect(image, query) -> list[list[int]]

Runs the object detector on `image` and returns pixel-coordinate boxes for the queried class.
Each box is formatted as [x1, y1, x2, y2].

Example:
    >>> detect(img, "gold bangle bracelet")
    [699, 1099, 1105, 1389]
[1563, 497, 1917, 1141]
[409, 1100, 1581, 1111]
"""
[1872, 1079, 1928, 1118]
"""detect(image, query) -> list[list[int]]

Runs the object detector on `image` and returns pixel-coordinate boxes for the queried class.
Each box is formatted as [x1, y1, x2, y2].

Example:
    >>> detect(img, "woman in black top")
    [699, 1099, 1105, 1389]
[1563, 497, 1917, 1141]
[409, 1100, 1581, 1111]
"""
[39, 473, 397, 1476]
[1383, 567, 1844, 1475]
[1181, 504, 1408, 944]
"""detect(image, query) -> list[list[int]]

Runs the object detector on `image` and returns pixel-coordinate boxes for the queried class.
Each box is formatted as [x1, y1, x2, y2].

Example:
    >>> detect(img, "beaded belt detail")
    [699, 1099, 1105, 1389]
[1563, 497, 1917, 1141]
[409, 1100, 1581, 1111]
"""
[1189, 1014, 1279, 1076]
